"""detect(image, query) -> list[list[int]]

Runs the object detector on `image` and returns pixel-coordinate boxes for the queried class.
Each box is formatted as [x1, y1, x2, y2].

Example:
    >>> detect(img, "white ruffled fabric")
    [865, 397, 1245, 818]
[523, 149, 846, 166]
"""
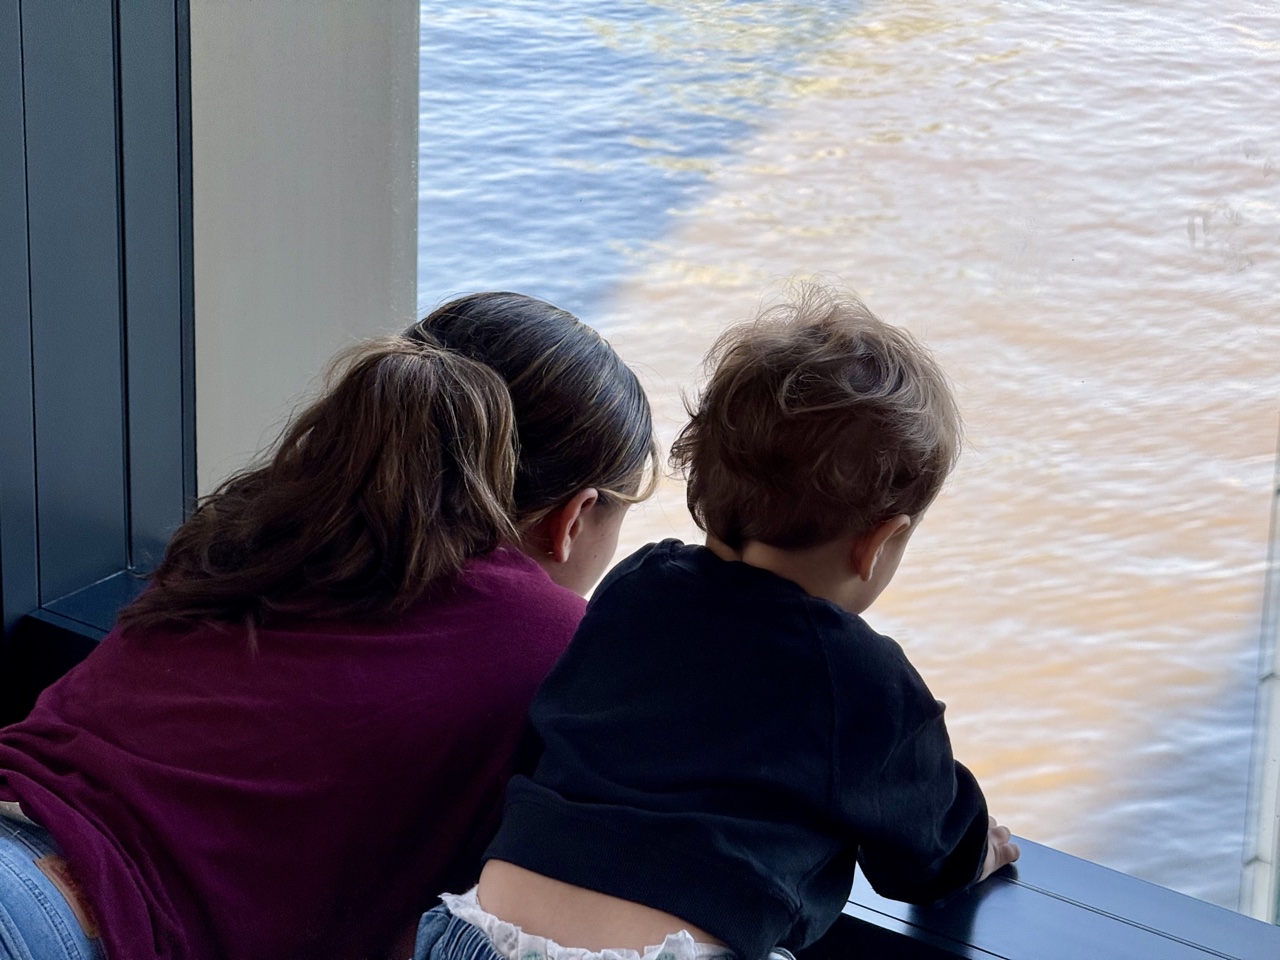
[440, 887, 734, 960]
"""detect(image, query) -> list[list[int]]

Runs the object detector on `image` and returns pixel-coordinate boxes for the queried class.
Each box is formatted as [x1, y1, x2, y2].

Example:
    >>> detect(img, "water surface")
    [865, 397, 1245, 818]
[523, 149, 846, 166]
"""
[421, 0, 1280, 910]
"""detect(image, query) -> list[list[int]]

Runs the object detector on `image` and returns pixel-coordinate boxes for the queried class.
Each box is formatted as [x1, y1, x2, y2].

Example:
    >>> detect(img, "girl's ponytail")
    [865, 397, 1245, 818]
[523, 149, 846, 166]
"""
[118, 337, 518, 633]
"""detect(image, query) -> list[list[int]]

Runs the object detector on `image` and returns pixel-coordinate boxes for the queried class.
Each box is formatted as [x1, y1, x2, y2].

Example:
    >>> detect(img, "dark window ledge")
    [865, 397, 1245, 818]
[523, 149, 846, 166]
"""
[42, 569, 146, 634]
[802, 838, 1278, 960]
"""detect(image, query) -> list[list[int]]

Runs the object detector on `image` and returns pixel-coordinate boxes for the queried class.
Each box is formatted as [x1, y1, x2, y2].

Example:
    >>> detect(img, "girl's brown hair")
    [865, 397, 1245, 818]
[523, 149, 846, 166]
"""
[119, 338, 518, 632]
[119, 293, 656, 633]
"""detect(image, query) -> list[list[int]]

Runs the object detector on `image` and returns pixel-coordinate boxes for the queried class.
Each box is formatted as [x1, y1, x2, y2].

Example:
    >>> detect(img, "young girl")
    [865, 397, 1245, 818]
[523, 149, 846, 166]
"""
[0, 293, 656, 960]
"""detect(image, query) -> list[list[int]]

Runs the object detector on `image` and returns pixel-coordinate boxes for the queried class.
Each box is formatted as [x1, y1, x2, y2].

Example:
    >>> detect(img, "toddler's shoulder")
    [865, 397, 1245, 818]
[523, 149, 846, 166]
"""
[586, 539, 708, 608]
[809, 604, 939, 713]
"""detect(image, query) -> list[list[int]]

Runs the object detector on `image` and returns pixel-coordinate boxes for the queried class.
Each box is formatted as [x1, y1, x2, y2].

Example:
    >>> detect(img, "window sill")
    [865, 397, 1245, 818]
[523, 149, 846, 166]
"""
[803, 838, 1278, 960]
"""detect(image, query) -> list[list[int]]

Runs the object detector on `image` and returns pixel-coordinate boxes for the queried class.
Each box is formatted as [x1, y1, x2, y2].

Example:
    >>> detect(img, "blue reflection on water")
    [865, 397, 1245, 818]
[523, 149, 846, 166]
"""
[418, 1, 856, 322]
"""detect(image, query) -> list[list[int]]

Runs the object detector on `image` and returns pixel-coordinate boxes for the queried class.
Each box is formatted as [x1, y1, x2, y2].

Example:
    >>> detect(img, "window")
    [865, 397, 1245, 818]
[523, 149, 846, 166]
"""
[419, 0, 1280, 915]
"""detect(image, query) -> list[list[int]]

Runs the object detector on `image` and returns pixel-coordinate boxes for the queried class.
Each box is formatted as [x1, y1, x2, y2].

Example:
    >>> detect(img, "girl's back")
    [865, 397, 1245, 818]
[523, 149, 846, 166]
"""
[0, 546, 583, 960]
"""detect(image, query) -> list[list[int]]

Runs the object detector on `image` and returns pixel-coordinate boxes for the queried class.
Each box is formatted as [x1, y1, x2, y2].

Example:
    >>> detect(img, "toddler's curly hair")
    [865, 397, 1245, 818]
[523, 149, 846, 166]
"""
[671, 285, 962, 550]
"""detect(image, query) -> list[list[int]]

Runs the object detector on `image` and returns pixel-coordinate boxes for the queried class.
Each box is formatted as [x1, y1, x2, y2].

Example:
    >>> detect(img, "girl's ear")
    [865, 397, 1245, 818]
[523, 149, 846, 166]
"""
[849, 514, 912, 582]
[529, 488, 600, 563]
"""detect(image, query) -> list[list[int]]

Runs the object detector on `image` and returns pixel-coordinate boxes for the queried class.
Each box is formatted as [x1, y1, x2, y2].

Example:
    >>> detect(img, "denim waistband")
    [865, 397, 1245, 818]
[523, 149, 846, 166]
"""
[0, 813, 105, 960]
[414, 905, 508, 960]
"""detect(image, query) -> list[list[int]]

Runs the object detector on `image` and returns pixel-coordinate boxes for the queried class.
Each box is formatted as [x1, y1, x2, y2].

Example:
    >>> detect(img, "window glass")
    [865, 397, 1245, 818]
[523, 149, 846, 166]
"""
[420, 0, 1280, 912]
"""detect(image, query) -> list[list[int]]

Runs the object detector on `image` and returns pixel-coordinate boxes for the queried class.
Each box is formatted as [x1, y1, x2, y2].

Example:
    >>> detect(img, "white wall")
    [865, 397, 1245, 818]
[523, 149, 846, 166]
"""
[190, 0, 418, 494]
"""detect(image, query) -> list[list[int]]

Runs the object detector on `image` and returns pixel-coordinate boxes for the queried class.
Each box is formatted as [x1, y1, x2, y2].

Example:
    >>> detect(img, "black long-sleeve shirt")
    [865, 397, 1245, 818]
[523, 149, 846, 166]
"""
[486, 540, 988, 960]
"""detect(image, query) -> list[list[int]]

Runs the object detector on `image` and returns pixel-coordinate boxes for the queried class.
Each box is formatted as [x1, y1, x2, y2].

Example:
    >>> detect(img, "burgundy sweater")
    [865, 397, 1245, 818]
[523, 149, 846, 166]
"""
[0, 547, 584, 960]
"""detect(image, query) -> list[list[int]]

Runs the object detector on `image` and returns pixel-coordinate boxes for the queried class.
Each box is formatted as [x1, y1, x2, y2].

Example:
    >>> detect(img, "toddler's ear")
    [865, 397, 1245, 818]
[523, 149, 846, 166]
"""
[850, 515, 912, 581]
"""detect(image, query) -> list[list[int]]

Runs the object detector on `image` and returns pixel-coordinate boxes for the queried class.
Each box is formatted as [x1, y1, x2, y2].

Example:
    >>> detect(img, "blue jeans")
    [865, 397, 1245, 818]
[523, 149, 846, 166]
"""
[0, 814, 105, 960]
[413, 906, 506, 960]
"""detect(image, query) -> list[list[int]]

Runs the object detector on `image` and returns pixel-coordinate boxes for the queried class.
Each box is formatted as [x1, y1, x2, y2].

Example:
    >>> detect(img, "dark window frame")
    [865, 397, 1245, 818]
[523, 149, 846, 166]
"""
[0, 0, 194, 722]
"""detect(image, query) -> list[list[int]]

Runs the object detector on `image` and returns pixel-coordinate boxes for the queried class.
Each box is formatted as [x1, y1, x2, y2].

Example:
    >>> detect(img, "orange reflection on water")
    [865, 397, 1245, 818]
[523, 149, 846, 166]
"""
[601, 0, 1280, 909]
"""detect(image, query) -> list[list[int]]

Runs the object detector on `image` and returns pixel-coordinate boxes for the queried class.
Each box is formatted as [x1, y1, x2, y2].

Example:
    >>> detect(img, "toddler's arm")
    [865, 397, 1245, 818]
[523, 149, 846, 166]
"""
[848, 715, 990, 904]
[829, 626, 1018, 902]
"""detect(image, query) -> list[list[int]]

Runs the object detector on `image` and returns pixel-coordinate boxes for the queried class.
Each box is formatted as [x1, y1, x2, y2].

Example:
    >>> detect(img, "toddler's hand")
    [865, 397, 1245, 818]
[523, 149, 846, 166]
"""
[978, 816, 1020, 882]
